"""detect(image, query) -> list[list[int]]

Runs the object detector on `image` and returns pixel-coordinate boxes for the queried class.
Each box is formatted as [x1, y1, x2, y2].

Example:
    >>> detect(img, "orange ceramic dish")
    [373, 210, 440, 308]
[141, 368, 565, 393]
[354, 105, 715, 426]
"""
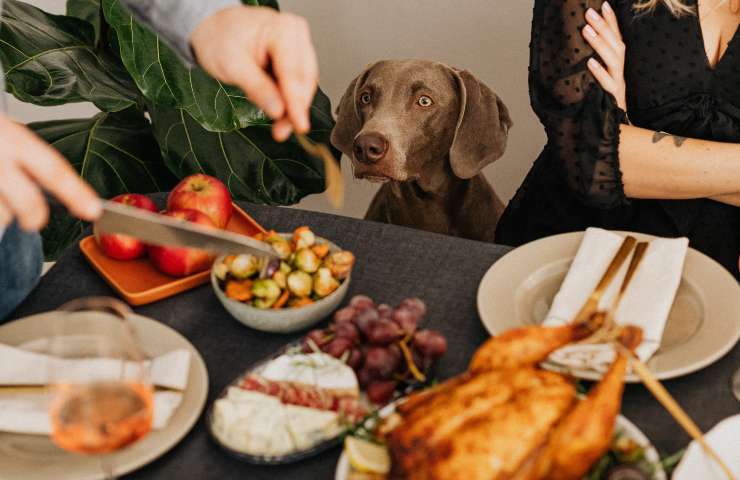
[80, 203, 266, 305]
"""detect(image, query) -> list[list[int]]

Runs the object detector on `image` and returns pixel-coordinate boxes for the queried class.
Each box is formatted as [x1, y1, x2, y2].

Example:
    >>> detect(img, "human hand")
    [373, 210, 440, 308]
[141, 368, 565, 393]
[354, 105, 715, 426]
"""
[582, 2, 627, 111]
[191, 5, 319, 142]
[0, 114, 101, 231]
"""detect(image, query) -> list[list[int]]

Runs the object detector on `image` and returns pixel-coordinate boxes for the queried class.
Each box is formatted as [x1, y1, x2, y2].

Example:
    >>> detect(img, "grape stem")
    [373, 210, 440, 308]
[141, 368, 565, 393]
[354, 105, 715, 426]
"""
[398, 337, 426, 383]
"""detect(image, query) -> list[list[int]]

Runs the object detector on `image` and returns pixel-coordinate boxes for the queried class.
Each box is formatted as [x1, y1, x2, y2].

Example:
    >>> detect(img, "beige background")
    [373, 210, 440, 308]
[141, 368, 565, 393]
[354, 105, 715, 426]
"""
[7, 0, 545, 218]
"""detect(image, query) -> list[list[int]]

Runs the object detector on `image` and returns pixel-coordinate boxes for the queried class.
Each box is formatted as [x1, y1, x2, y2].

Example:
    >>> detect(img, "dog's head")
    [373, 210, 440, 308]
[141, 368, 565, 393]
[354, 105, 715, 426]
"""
[331, 59, 512, 188]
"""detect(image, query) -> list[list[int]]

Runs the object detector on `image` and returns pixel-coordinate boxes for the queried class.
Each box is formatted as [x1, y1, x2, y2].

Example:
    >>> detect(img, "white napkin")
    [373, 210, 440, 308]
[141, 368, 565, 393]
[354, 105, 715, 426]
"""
[673, 414, 740, 480]
[0, 344, 190, 435]
[544, 228, 688, 370]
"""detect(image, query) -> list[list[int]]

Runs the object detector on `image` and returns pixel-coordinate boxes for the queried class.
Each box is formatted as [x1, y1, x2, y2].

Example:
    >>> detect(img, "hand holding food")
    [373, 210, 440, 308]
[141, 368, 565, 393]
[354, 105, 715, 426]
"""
[215, 226, 355, 309]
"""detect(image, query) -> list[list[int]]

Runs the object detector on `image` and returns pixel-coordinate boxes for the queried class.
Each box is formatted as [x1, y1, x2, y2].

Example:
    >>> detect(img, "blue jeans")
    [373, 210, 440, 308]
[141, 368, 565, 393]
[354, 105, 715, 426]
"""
[0, 222, 43, 320]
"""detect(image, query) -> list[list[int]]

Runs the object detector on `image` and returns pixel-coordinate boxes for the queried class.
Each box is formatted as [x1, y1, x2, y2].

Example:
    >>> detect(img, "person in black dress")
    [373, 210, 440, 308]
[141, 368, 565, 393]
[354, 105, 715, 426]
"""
[496, 0, 740, 279]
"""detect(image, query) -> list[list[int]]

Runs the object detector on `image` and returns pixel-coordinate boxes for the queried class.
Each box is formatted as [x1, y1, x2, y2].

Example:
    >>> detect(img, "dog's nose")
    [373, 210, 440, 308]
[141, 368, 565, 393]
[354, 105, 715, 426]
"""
[353, 133, 389, 164]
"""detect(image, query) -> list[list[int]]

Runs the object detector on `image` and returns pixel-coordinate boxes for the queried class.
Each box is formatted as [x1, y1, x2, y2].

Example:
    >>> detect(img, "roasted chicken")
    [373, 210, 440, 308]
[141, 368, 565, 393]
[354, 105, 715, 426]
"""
[385, 322, 642, 480]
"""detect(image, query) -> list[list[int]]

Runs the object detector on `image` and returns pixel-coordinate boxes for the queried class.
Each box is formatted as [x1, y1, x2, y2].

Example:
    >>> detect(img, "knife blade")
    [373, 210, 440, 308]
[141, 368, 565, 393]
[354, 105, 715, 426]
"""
[95, 201, 276, 258]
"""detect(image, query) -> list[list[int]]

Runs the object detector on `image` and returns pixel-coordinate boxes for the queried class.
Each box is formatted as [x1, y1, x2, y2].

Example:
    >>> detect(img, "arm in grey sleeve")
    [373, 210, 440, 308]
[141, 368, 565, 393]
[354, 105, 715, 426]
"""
[120, 0, 240, 66]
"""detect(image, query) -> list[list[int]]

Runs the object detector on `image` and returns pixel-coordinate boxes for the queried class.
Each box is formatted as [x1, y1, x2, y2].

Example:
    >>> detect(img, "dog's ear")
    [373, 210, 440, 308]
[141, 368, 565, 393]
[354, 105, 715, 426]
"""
[448, 69, 513, 179]
[330, 62, 379, 155]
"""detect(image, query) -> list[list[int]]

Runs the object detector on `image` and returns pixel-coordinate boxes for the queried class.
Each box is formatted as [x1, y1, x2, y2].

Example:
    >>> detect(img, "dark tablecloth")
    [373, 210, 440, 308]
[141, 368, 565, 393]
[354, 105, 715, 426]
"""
[9, 197, 740, 480]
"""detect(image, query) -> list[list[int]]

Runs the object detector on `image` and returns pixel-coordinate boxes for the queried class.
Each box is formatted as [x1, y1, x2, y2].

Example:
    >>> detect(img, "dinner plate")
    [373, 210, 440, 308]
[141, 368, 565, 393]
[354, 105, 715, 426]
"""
[0, 311, 209, 480]
[477, 231, 740, 381]
[673, 414, 740, 479]
[334, 412, 666, 480]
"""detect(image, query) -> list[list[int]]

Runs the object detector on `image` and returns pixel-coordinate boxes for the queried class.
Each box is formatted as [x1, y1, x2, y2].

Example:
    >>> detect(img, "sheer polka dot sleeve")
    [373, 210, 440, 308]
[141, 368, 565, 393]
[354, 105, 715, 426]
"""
[530, 0, 629, 208]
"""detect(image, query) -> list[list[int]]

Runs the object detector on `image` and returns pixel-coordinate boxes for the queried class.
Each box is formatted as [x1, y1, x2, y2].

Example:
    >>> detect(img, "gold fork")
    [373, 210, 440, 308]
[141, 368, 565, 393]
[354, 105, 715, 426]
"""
[295, 134, 344, 208]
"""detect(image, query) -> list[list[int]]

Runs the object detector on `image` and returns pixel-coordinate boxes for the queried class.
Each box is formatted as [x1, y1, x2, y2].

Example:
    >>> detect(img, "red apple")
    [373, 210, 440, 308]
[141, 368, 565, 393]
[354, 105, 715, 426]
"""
[167, 174, 233, 229]
[147, 209, 216, 277]
[95, 194, 158, 260]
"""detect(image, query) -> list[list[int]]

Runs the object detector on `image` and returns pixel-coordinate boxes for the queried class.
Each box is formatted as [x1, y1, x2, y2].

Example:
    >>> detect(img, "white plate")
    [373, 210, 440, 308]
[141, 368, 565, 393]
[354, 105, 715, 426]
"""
[0, 312, 209, 480]
[334, 410, 665, 480]
[673, 414, 740, 480]
[477, 231, 740, 381]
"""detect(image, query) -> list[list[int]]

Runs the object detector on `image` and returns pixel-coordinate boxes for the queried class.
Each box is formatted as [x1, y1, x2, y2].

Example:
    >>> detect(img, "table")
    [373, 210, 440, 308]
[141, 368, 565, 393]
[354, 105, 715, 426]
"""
[9, 198, 740, 479]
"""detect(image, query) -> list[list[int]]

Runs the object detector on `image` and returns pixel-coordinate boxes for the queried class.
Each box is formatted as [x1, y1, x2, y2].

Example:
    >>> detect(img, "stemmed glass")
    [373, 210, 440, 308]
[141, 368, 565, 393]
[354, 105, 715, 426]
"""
[46, 297, 153, 479]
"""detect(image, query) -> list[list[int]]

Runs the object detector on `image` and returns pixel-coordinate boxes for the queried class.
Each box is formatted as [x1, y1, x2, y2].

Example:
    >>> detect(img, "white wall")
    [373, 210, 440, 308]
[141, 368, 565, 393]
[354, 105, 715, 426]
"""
[7, 0, 545, 219]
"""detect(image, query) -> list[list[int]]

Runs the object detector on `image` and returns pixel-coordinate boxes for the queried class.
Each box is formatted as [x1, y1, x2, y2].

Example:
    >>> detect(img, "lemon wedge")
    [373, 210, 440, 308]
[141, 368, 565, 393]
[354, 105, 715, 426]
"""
[344, 436, 391, 474]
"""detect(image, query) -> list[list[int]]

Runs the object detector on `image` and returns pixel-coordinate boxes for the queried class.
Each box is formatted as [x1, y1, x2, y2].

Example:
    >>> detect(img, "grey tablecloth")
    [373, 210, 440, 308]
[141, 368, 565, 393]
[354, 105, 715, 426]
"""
[9, 197, 740, 479]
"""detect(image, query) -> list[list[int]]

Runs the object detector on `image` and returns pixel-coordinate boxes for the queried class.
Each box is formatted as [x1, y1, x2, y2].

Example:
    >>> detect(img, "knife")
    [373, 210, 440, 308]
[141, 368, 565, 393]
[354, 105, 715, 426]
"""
[95, 201, 277, 258]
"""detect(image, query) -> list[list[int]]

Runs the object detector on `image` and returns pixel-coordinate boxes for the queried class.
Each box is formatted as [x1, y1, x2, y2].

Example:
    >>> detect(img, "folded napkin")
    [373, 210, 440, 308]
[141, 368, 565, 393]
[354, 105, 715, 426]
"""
[544, 228, 688, 371]
[0, 344, 190, 435]
[673, 414, 740, 480]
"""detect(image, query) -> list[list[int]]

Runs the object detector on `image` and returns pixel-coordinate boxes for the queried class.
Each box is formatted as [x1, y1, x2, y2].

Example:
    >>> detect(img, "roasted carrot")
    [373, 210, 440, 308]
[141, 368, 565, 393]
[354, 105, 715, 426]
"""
[272, 289, 290, 309]
[289, 297, 315, 308]
[225, 280, 253, 302]
[311, 243, 330, 259]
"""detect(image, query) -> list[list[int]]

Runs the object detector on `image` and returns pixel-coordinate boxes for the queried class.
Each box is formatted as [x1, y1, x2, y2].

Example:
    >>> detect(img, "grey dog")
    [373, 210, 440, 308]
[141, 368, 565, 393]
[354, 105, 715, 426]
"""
[331, 59, 512, 242]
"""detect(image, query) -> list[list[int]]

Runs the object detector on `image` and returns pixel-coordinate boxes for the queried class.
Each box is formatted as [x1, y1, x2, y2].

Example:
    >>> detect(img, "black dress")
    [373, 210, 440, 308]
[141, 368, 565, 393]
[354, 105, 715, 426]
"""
[496, 0, 740, 279]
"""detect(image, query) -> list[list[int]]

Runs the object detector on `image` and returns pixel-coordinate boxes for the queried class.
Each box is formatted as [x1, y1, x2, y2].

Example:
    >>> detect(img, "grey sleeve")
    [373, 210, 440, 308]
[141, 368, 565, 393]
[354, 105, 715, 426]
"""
[120, 0, 240, 66]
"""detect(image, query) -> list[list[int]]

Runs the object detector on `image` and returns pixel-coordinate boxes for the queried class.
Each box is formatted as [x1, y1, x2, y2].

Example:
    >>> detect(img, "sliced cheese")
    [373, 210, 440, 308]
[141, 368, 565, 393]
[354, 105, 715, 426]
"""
[260, 352, 359, 396]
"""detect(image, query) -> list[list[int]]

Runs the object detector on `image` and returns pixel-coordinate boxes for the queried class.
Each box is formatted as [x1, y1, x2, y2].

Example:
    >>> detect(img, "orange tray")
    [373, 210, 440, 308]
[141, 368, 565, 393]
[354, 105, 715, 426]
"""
[80, 203, 267, 306]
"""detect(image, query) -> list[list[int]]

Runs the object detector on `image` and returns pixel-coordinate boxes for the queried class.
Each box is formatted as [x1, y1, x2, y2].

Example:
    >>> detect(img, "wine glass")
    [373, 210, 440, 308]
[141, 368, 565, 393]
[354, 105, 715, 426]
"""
[47, 297, 153, 479]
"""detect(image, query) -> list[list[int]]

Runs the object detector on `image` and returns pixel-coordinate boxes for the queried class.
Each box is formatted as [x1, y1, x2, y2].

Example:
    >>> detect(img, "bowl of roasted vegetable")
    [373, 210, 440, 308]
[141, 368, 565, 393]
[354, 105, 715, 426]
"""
[212, 227, 354, 333]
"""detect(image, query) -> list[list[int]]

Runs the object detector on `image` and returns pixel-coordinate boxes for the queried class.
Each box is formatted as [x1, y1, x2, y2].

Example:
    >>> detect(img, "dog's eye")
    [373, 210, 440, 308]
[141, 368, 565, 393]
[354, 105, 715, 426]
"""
[360, 92, 372, 105]
[417, 95, 434, 107]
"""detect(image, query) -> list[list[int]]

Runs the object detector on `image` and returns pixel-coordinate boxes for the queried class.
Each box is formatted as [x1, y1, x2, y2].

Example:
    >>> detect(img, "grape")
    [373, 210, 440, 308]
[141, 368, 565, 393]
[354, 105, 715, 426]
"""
[333, 306, 356, 324]
[350, 295, 374, 311]
[365, 346, 401, 378]
[264, 258, 281, 278]
[376, 303, 392, 318]
[413, 330, 448, 358]
[366, 380, 397, 405]
[357, 366, 373, 388]
[399, 297, 426, 317]
[346, 348, 363, 369]
[333, 322, 359, 343]
[366, 319, 403, 345]
[391, 308, 420, 335]
[325, 337, 353, 359]
[302, 329, 328, 352]
[353, 308, 380, 336]
[411, 347, 433, 372]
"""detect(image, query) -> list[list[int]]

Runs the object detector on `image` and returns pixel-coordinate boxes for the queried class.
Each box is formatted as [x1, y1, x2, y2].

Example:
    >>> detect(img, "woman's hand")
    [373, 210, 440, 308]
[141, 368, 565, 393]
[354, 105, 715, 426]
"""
[191, 6, 319, 142]
[582, 2, 627, 111]
[0, 114, 101, 231]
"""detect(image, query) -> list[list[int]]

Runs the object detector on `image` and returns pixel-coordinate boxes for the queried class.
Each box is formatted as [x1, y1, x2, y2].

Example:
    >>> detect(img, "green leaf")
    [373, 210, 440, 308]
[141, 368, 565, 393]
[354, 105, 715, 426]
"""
[103, 0, 281, 132]
[66, 0, 101, 44]
[0, 0, 139, 111]
[148, 88, 336, 205]
[30, 108, 177, 259]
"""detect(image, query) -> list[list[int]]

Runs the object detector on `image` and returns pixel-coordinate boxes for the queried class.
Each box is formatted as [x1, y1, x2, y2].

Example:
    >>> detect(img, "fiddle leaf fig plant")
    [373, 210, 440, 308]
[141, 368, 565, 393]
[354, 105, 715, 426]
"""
[0, 0, 336, 260]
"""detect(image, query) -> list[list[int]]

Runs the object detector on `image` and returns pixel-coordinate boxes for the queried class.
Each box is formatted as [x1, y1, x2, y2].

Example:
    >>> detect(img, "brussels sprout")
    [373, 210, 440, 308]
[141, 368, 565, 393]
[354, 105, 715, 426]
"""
[253, 297, 277, 309]
[279, 261, 292, 274]
[213, 261, 229, 281]
[294, 248, 320, 273]
[230, 254, 259, 279]
[287, 271, 313, 297]
[269, 239, 293, 260]
[251, 278, 281, 301]
[292, 226, 316, 250]
[324, 251, 355, 280]
[313, 267, 340, 298]
[272, 270, 287, 289]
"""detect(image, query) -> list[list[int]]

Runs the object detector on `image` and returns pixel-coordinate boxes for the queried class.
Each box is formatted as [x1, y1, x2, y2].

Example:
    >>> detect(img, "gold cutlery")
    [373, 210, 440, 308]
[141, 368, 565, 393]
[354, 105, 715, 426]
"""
[295, 134, 344, 208]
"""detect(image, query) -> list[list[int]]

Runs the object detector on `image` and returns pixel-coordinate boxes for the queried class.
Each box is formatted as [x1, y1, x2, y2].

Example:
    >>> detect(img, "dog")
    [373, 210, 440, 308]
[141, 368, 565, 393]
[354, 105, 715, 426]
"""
[331, 59, 512, 242]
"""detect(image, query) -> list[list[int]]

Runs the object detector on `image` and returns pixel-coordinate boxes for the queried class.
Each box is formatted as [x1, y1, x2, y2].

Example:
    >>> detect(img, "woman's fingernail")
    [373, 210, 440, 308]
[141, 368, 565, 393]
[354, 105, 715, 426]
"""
[587, 58, 599, 68]
[583, 25, 597, 38]
[602, 1, 613, 12]
[586, 8, 599, 21]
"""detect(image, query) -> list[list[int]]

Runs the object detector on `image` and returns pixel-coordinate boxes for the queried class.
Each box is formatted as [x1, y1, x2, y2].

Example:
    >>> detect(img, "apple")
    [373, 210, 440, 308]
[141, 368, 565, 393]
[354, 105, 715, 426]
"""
[147, 209, 216, 277]
[95, 194, 158, 260]
[167, 174, 233, 229]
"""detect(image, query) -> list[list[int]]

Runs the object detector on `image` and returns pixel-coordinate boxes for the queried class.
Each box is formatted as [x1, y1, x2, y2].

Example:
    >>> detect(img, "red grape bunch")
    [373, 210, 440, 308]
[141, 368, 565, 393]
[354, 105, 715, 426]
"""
[302, 295, 447, 405]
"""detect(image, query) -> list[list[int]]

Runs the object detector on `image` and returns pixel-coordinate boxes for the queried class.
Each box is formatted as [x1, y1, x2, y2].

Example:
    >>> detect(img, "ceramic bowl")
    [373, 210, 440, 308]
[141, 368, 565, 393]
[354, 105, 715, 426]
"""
[212, 235, 350, 333]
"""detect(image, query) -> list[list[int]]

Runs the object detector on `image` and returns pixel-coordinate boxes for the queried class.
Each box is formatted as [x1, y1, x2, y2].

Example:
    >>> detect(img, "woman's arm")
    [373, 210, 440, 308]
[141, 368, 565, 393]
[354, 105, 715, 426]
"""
[583, 4, 740, 203]
[619, 125, 740, 200]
